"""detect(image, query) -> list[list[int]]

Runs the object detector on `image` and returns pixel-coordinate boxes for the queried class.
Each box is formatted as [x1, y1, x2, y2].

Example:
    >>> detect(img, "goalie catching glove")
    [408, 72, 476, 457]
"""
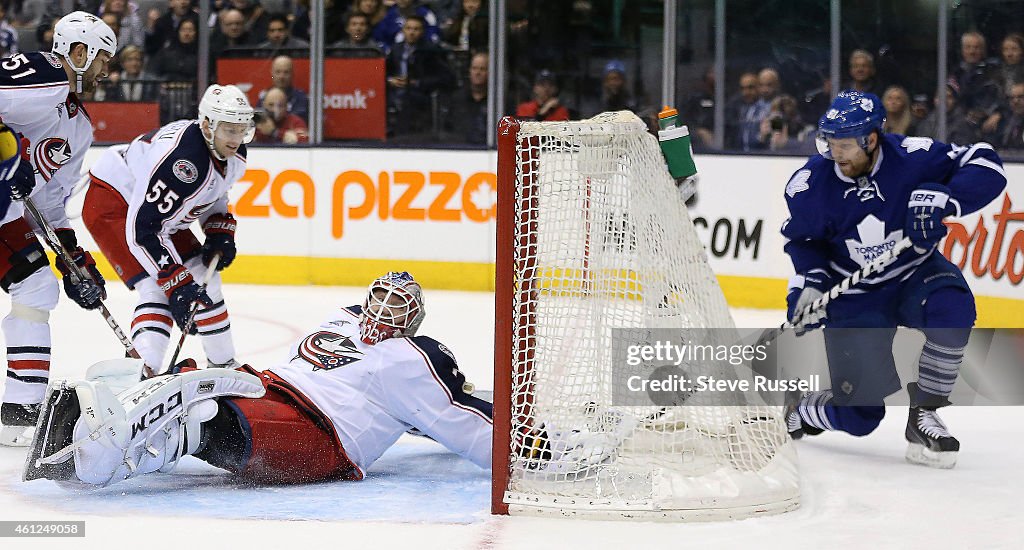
[201, 213, 236, 270]
[54, 229, 107, 310]
[158, 263, 213, 333]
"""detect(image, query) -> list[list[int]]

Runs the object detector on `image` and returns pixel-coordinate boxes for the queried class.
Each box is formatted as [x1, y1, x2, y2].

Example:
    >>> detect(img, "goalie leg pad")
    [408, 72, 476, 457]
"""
[39, 369, 265, 488]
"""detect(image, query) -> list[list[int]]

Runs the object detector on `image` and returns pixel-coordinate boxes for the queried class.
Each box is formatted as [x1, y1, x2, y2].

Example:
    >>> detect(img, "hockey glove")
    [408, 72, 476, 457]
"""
[201, 213, 236, 271]
[786, 268, 834, 332]
[0, 126, 35, 201]
[54, 229, 107, 310]
[158, 263, 213, 334]
[906, 183, 957, 253]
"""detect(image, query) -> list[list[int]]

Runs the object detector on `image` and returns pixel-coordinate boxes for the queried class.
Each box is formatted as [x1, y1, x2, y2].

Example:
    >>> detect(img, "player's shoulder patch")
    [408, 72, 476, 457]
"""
[785, 169, 812, 198]
[171, 159, 199, 183]
[0, 52, 68, 88]
[900, 136, 934, 153]
[155, 123, 212, 186]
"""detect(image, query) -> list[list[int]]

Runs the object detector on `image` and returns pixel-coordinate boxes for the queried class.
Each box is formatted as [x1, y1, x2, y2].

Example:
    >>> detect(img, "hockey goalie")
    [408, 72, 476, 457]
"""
[24, 272, 498, 487]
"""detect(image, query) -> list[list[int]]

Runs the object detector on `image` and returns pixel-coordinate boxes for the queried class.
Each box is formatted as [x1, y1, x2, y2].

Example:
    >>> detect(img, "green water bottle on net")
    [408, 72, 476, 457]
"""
[657, 106, 698, 179]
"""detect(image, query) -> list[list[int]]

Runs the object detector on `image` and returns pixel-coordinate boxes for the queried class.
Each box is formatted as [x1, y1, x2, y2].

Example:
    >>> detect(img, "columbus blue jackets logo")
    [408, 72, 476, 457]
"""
[298, 331, 364, 371]
[32, 137, 71, 181]
[172, 159, 199, 183]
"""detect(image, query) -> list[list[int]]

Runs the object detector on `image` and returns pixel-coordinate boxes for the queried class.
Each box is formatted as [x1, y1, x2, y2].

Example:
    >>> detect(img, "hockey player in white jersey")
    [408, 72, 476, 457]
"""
[0, 12, 116, 446]
[23, 272, 494, 487]
[82, 84, 254, 378]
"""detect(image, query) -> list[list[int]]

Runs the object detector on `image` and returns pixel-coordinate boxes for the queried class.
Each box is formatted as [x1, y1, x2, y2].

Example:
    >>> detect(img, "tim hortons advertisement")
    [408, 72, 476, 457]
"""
[217, 57, 386, 140]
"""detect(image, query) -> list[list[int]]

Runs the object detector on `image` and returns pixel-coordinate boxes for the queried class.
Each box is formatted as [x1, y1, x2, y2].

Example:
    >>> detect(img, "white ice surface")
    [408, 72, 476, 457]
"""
[0, 284, 1021, 549]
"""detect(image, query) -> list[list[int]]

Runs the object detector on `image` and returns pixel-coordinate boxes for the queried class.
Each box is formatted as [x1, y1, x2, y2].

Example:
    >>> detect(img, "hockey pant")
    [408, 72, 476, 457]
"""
[195, 367, 361, 484]
[802, 254, 974, 436]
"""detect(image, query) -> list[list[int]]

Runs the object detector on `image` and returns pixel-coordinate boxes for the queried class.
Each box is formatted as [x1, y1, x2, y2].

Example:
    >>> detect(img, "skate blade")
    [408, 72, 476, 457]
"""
[0, 425, 33, 447]
[906, 442, 957, 469]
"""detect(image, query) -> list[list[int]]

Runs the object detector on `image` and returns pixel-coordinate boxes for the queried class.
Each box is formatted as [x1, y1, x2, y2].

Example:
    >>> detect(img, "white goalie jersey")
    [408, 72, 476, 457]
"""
[267, 306, 493, 477]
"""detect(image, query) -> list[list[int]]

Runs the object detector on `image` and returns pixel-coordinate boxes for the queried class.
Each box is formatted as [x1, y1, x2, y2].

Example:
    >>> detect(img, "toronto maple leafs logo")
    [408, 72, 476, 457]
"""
[298, 331, 363, 371]
[825, 108, 839, 120]
[786, 169, 811, 198]
[845, 215, 903, 267]
[859, 98, 874, 112]
[901, 136, 933, 153]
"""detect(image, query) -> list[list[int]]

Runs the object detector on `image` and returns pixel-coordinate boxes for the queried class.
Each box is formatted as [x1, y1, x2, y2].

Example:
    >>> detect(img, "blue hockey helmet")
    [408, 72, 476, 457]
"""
[815, 90, 886, 159]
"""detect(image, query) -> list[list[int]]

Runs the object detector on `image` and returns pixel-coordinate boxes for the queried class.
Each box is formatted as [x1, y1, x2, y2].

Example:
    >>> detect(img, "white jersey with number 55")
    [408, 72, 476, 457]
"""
[88, 119, 247, 277]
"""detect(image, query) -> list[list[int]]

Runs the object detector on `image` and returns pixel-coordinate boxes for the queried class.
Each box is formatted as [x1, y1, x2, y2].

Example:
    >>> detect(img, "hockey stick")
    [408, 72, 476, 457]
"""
[21, 196, 142, 361]
[760, 236, 915, 343]
[641, 236, 917, 425]
[160, 253, 222, 377]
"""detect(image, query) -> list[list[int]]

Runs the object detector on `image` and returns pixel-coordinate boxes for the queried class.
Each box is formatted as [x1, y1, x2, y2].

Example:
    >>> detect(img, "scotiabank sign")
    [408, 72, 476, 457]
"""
[217, 58, 386, 140]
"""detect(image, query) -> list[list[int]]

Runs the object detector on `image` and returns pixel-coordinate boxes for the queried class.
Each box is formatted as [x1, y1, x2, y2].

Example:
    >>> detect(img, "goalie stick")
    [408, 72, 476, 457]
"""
[21, 195, 142, 361]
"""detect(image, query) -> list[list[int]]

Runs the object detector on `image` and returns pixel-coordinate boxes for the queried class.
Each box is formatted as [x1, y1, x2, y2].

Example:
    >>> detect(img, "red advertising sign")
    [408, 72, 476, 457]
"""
[84, 102, 160, 143]
[217, 57, 386, 141]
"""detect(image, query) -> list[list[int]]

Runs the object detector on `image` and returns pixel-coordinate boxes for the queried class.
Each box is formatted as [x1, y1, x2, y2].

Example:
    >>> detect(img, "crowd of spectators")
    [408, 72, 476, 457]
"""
[3, 2, 1024, 153]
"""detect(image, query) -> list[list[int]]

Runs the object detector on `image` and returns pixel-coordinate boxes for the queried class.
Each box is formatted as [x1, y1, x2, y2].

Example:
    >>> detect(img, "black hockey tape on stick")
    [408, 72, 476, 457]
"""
[21, 196, 142, 361]
[160, 253, 222, 378]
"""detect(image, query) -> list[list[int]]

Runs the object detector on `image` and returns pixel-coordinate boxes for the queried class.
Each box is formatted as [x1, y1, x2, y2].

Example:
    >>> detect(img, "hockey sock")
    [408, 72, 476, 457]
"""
[796, 390, 885, 436]
[916, 337, 963, 399]
[796, 390, 834, 432]
[195, 300, 237, 365]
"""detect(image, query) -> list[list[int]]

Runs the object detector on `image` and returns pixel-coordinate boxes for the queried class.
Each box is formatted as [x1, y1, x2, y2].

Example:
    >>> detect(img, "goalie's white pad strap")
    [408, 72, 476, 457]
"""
[85, 358, 146, 396]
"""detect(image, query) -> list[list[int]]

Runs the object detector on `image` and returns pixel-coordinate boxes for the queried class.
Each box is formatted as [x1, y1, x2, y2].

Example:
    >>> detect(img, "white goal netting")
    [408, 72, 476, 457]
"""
[498, 112, 799, 520]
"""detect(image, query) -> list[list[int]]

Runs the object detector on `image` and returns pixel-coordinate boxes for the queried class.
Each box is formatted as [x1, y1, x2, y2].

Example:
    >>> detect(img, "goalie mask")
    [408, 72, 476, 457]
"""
[359, 272, 425, 345]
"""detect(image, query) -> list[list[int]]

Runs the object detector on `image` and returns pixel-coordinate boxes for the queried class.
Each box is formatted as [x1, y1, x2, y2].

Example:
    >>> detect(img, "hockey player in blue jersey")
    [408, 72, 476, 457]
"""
[782, 90, 1006, 468]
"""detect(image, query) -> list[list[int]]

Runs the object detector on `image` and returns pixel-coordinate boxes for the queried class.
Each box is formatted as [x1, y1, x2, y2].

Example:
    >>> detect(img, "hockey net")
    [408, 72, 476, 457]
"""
[492, 112, 799, 520]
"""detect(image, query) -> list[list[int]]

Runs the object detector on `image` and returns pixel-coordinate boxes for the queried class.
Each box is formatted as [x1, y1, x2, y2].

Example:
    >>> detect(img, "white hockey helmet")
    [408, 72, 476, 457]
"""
[198, 84, 255, 158]
[359, 272, 426, 345]
[51, 11, 117, 93]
